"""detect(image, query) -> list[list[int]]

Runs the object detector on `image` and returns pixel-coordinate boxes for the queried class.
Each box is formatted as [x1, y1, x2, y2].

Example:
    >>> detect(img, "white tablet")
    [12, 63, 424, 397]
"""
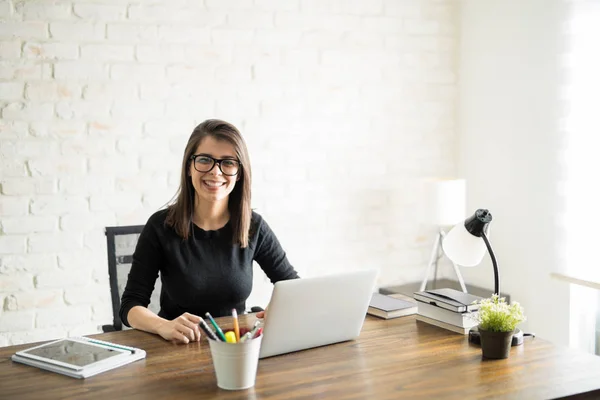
[12, 337, 143, 377]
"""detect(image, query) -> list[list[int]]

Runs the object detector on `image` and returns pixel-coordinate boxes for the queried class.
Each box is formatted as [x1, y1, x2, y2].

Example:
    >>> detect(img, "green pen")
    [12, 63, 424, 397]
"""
[205, 312, 227, 342]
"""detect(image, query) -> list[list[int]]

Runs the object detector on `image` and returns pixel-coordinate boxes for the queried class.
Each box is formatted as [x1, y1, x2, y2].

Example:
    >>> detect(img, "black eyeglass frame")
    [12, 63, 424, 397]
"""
[189, 154, 242, 176]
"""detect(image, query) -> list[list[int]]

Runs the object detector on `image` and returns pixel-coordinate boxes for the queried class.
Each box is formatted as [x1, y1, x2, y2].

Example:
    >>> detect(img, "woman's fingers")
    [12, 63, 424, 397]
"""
[256, 307, 268, 320]
[183, 312, 202, 324]
[179, 314, 202, 341]
[171, 330, 190, 344]
[177, 323, 196, 341]
[160, 313, 204, 343]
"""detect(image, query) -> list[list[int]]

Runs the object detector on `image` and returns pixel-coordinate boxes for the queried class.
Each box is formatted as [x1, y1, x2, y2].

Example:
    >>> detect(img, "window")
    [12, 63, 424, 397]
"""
[563, 0, 600, 354]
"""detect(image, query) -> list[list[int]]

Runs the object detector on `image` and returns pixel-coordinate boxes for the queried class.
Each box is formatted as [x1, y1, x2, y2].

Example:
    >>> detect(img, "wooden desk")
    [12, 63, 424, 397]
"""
[2, 314, 600, 399]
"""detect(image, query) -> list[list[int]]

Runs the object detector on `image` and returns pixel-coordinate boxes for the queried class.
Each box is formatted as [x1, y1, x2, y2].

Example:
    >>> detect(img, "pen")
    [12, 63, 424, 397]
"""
[240, 322, 261, 343]
[198, 317, 219, 341]
[231, 308, 240, 342]
[205, 312, 227, 342]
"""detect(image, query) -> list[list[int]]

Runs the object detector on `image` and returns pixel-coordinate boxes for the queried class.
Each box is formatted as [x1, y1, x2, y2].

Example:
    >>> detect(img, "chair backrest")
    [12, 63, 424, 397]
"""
[103, 225, 162, 332]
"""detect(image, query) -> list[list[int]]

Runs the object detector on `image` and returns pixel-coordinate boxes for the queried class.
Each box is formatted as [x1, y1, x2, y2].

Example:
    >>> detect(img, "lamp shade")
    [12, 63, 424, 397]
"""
[442, 209, 492, 267]
[421, 178, 466, 226]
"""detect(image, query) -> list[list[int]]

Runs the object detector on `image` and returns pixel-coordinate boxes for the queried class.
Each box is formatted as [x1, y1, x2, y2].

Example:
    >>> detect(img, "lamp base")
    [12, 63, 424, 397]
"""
[468, 327, 524, 346]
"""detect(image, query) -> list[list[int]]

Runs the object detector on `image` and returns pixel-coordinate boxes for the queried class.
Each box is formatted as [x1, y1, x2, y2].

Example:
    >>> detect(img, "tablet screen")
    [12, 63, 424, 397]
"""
[21, 339, 127, 368]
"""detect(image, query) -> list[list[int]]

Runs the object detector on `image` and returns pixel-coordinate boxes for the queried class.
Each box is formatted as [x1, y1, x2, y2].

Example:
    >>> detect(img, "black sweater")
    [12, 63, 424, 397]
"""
[119, 209, 299, 327]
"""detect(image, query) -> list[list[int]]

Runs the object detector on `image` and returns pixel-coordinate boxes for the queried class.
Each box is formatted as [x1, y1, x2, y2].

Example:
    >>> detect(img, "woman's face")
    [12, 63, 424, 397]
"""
[189, 136, 240, 206]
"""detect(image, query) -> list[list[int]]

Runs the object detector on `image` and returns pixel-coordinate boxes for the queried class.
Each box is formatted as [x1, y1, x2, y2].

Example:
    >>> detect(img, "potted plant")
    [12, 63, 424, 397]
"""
[472, 294, 526, 359]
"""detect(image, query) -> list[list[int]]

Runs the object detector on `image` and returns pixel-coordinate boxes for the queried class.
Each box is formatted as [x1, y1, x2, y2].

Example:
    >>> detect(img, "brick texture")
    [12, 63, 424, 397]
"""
[0, 0, 459, 346]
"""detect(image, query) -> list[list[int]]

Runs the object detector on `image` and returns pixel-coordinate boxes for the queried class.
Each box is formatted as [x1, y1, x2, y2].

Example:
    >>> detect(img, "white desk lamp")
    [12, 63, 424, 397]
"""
[442, 209, 498, 294]
[419, 179, 468, 292]
[442, 208, 523, 346]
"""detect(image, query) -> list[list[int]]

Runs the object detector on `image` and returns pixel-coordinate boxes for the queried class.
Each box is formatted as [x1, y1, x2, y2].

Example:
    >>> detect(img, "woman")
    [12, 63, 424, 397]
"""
[120, 119, 299, 344]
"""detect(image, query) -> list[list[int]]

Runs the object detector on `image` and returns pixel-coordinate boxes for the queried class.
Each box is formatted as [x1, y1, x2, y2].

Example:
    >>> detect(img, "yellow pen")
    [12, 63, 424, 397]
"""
[232, 308, 240, 342]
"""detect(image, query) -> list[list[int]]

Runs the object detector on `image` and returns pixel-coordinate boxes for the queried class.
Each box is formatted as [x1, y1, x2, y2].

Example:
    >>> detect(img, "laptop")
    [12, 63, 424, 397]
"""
[258, 269, 378, 359]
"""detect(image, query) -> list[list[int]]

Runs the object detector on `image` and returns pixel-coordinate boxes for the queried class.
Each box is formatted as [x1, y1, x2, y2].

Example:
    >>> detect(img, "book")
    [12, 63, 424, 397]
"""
[415, 314, 471, 335]
[416, 301, 479, 329]
[413, 288, 483, 312]
[11, 337, 146, 379]
[367, 293, 417, 319]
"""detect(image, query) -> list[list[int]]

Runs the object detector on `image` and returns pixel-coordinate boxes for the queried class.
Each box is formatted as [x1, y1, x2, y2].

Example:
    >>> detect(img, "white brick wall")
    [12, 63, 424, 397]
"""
[0, 0, 458, 346]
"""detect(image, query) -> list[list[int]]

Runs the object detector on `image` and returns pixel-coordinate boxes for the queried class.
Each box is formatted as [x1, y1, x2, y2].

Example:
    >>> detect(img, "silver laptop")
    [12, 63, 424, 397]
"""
[258, 269, 378, 359]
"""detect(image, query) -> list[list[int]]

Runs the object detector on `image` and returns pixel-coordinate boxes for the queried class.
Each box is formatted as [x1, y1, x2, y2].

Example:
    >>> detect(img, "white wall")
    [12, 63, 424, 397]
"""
[457, 0, 570, 345]
[0, 0, 459, 345]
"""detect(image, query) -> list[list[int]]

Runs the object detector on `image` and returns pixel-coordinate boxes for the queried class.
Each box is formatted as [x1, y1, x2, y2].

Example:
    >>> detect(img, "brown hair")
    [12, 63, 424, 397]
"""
[165, 119, 252, 247]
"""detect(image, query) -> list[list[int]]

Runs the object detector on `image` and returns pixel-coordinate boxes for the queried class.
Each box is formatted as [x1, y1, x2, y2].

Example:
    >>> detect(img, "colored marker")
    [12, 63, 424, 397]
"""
[231, 308, 240, 342]
[224, 331, 237, 343]
[198, 317, 219, 341]
[205, 312, 227, 342]
[239, 332, 252, 343]
[240, 322, 262, 343]
[253, 327, 263, 339]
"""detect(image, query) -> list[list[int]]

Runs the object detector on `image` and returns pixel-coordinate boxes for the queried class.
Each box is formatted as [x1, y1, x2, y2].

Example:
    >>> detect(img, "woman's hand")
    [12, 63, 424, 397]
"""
[256, 306, 268, 320]
[156, 312, 202, 344]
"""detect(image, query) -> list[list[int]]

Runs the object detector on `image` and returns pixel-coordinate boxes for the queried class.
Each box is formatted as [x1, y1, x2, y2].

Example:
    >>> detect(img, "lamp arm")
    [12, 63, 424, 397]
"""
[480, 231, 499, 295]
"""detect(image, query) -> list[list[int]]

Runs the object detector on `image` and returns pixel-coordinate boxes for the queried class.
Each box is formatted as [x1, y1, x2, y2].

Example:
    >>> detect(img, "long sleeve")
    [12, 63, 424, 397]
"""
[119, 210, 298, 324]
[253, 215, 299, 283]
[119, 214, 164, 327]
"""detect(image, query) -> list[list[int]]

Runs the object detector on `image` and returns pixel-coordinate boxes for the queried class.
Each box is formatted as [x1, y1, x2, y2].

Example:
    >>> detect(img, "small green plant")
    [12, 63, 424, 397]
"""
[472, 294, 526, 333]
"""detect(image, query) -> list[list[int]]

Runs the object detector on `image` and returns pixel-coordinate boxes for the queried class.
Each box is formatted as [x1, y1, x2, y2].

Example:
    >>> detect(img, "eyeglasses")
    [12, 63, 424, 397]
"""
[190, 154, 241, 176]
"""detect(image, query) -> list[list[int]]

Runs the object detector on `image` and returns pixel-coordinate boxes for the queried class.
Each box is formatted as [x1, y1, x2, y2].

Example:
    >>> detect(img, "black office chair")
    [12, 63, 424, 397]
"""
[102, 225, 162, 332]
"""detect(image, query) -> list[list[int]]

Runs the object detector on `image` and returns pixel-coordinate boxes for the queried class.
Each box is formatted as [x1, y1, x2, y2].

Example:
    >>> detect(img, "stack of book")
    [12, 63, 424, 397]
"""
[367, 293, 418, 319]
[413, 288, 482, 334]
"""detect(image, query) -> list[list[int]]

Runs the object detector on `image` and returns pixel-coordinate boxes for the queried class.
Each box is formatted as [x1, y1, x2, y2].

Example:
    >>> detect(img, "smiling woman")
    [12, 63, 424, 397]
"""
[166, 120, 253, 244]
[188, 140, 242, 214]
[118, 119, 299, 345]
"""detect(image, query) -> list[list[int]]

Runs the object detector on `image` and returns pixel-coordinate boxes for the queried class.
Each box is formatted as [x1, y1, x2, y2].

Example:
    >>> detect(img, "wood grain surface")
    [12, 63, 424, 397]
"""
[1, 314, 600, 400]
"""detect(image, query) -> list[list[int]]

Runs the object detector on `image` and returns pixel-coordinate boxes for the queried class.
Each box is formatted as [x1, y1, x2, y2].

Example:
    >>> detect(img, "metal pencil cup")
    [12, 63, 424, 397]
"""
[207, 334, 262, 390]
